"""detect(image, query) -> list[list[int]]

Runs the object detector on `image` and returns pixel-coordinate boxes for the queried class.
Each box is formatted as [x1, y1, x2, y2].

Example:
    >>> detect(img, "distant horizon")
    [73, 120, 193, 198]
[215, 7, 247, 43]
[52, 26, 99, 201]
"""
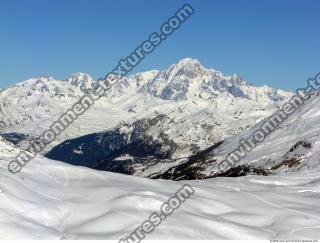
[0, 0, 319, 91]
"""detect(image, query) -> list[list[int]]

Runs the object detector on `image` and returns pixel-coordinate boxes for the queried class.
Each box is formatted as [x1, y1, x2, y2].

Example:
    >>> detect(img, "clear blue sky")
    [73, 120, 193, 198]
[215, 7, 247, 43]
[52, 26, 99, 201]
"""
[0, 0, 319, 91]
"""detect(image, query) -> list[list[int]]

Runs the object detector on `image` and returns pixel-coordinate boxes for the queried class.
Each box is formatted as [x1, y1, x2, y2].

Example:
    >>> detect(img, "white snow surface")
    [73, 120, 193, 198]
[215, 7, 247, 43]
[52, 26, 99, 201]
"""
[0, 139, 319, 240]
[203, 91, 320, 176]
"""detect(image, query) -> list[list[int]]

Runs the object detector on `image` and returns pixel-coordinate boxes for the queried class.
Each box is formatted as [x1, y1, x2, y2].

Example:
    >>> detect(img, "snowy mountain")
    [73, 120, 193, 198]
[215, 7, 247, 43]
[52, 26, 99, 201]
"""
[0, 58, 291, 156]
[44, 86, 320, 179]
[150, 91, 320, 180]
[0, 73, 94, 133]
[0, 138, 320, 240]
[113, 58, 291, 102]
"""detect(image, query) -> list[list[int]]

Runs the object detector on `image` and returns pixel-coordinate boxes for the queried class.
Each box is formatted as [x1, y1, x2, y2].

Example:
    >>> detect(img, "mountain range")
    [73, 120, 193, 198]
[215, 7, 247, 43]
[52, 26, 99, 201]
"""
[4, 58, 318, 179]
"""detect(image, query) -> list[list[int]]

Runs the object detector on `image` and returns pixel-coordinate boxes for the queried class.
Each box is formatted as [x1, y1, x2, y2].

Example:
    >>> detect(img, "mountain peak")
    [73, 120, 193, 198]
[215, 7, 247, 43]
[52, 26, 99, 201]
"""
[164, 58, 207, 80]
[176, 58, 201, 66]
[173, 58, 205, 71]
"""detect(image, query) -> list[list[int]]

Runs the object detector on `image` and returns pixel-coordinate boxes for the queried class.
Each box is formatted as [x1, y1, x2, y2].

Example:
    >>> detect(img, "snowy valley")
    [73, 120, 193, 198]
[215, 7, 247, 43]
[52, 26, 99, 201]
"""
[0, 139, 320, 240]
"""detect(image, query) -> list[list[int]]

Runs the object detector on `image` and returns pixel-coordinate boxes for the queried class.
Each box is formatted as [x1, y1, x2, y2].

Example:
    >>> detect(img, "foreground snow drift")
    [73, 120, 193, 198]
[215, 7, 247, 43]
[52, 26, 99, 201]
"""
[0, 140, 319, 240]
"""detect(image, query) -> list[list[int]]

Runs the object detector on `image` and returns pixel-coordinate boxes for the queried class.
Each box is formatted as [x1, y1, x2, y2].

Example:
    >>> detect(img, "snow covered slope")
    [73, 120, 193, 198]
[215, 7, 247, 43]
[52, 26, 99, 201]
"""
[0, 139, 319, 240]
[44, 107, 276, 175]
[153, 91, 320, 180]
[0, 59, 291, 154]
[47, 91, 320, 178]
[205, 90, 320, 175]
